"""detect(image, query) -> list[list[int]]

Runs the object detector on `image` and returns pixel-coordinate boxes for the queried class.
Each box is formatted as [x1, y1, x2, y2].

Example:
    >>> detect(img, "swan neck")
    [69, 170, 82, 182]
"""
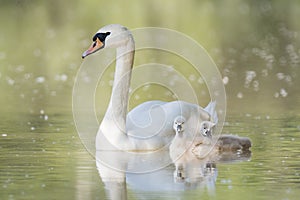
[105, 39, 134, 132]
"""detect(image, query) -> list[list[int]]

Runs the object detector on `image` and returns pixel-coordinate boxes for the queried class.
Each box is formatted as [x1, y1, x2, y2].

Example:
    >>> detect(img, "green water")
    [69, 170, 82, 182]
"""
[1, 111, 299, 200]
[1, 0, 300, 199]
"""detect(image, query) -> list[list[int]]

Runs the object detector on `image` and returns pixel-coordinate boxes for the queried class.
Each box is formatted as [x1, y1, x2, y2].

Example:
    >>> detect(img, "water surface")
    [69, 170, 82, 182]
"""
[1, 111, 299, 200]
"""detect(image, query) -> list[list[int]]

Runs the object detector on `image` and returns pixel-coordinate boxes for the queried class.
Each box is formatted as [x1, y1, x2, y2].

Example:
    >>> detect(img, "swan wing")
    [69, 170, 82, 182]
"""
[126, 101, 211, 142]
[204, 101, 218, 123]
[126, 100, 176, 140]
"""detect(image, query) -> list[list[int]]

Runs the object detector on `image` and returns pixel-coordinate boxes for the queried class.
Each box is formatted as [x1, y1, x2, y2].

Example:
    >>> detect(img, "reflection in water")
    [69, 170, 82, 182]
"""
[96, 145, 251, 200]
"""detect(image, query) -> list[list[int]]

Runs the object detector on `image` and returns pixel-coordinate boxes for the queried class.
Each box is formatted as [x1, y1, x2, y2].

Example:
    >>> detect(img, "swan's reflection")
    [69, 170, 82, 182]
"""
[96, 146, 251, 200]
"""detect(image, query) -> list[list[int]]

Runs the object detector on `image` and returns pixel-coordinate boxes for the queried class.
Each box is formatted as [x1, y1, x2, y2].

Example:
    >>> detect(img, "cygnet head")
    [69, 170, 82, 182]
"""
[82, 24, 134, 58]
[200, 121, 215, 139]
[173, 116, 186, 133]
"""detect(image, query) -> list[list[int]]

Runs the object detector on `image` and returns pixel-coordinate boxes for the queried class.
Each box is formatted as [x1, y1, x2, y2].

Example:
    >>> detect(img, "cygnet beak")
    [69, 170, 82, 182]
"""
[176, 124, 183, 132]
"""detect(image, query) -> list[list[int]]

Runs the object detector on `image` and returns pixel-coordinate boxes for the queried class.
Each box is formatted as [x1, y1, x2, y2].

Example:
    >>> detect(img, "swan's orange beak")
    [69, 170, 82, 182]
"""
[82, 38, 104, 59]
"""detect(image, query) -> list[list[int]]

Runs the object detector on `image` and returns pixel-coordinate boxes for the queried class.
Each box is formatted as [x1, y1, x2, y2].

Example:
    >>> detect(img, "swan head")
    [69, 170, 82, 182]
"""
[82, 24, 133, 58]
[200, 121, 215, 139]
[173, 116, 186, 134]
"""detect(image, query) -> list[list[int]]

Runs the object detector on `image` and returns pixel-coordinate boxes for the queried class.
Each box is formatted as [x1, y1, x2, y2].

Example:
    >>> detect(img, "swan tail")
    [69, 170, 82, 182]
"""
[204, 101, 218, 124]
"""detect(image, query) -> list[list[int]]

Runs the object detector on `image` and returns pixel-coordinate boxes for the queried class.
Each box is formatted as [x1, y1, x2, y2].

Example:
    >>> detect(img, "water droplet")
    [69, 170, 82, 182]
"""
[276, 73, 285, 80]
[245, 71, 256, 88]
[255, 116, 261, 120]
[222, 76, 229, 85]
[24, 73, 32, 80]
[134, 95, 140, 100]
[55, 74, 68, 82]
[169, 80, 175, 86]
[280, 88, 288, 97]
[285, 75, 292, 84]
[35, 76, 45, 83]
[6, 77, 15, 85]
[142, 84, 150, 91]
[0, 51, 6, 60]
[197, 77, 204, 84]
[253, 80, 259, 91]
[33, 89, 39, 94]
[261, 69, 268, 77]
[46, 29, 56, 39]
[60, 74, 68, 82]
[51, 91, 57, 96]
[15, 65, 24, 73]
[286, 44, 299, 65]
[33, 48, 42, 57]
[188, 74, 196, 81]
[237, 92, 243, 99]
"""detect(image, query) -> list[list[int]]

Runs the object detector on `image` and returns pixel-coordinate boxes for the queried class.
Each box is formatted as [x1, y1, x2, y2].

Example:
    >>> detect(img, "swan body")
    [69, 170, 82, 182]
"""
[83, 24, 216, 151]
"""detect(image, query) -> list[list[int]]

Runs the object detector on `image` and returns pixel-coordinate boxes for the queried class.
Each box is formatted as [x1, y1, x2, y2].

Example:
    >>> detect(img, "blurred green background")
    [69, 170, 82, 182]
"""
[0, 1, 300, 200]
[0, 0, 299, 115]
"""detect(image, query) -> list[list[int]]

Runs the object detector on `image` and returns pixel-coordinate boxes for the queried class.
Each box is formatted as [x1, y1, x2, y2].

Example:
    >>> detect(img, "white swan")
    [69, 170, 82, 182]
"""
[82, 24, 217, 151]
